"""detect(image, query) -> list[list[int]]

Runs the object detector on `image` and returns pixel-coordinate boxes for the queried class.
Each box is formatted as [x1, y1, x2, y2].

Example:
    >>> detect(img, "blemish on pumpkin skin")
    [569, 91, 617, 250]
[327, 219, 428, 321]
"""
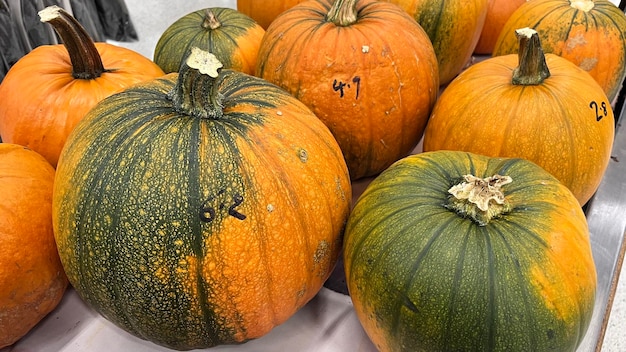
[297, 148, 308, 163]
[335, 176, 346, 202]
[565, 33, 587, 52]
[579, 57, 598, 71]
[313, 240, 331, 278]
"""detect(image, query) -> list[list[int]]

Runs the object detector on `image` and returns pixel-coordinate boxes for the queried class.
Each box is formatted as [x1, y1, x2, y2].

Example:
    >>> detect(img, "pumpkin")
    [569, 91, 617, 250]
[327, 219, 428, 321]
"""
[0, 5, 164, 168]
[474, 0, 527, 54]
[154, 7, 265, 75]
[256, 0, 439, 180]
[423, 28, 614, 205]
[52, 48, 351, 350]
[343, 150, 597, 352]
[0, 143, 68, 348]
[237, 0, 306, 29]
[384, 0, 489, 85]
[493, 0, 626, 103]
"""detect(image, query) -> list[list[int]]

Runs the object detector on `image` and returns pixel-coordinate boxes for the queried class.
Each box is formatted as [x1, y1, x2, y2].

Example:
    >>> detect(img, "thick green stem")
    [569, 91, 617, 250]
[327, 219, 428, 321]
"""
[326, 0, 358, 26]
[170, 47, 224, 119]
[202, 9, 221, 30]
[39, 5, 106, 80]
[511, 27, 550, 86]
[446, 174, 513, 226]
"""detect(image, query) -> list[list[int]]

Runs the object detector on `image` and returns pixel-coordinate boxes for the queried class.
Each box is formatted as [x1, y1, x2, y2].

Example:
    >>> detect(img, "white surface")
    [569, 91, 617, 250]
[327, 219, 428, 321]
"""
[4, 1, 625, 351]
[1, 287, 377, 352]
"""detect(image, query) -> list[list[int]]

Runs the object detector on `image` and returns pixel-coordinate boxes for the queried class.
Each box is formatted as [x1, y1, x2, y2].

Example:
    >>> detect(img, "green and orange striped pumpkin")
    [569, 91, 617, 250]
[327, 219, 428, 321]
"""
[344, 150, 596, 352]
[52, 48, 351, 350]
[384, 0, 489, 85]
[154, 7, 265, 75]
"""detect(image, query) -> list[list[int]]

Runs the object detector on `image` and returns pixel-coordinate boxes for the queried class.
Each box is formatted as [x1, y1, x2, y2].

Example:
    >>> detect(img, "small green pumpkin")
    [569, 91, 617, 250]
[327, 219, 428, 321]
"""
[344, 150, 596, 352]
[53, 48, 351, 350]
[154, 8, 265, 74]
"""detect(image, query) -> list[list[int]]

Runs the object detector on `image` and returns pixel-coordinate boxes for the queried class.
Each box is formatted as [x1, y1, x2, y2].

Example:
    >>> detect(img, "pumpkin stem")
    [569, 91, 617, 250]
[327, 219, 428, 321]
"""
[202, 9, 222, 30]
[170, 47, 224, 119]
[39, 5, 106, 80]
[326, 0, 358, 26]
[570, 0, 595, 12]
[446, 174, 513, 226]
[511, 27, 550, 86]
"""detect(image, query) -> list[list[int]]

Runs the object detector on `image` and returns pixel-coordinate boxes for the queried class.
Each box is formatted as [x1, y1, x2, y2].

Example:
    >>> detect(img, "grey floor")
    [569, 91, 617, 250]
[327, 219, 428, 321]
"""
[113, 1, 626, 351]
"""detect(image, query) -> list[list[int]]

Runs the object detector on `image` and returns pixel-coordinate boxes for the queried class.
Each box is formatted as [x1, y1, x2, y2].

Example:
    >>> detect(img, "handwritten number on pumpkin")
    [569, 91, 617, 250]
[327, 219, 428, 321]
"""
[590, 100, 608, 122]
[228, 194, 246, 220]
[333, 76, 361, 99]
[200, 191, 246, 223]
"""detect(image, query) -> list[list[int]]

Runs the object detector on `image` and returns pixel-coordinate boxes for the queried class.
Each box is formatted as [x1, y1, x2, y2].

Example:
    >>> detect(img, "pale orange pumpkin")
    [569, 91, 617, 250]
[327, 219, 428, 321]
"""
[423, 27, 614, 205]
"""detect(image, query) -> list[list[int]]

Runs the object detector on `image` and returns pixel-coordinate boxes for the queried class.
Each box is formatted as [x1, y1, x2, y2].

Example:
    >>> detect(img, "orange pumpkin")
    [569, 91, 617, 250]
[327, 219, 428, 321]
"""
[0, 143, 67, 348]
[474, 0, 527, 54]
[237, 0, 306, 28]
[0, 6, 164, 167]
[256, 0, 439, 180]
[493, 0, 626, 102]
[423, 27, 614, 206]
[384, 0, 489, 85]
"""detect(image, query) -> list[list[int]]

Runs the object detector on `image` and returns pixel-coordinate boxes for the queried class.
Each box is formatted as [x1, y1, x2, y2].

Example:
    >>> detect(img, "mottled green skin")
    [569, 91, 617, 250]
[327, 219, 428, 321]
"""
[343, 151, 596, 352]
[53, 68, 350, 350]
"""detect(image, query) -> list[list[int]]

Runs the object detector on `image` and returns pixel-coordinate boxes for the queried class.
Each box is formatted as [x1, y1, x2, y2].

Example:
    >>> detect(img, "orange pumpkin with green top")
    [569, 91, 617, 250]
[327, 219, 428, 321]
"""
[493, 0, 626, 102]
[154, 7, 265, 75]
[256, 0, 439, 180]
[344, 150, 597, 351]
[0, 6, 164, 168]
[52, 48, 351, 350]
[423, 27, 614, 206]
[384, 0, 489, 85]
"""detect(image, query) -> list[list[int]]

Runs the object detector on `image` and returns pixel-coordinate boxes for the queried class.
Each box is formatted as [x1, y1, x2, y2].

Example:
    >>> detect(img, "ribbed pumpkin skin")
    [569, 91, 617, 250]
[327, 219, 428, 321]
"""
[154, 8, 265, 74]
[237, 0, 306, 29]
[52, 70, 351, 350]
[344, 151, 596, 352]
[0, 44, 164, 168]
[493, 0, 626, 102]
[256, 0, 439, 180]
[423, 53, 614, 206]
[0, 144, 67, 348]
[474, 0, 526, 54]
[384, 0, 489, 85]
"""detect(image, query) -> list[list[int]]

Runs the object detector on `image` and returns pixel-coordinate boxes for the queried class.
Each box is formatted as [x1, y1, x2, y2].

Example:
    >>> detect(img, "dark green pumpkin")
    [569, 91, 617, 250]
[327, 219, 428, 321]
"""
[52, 49, 351, 350]
[154, 7, 265, 74]
[343, 150, 596, 352]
